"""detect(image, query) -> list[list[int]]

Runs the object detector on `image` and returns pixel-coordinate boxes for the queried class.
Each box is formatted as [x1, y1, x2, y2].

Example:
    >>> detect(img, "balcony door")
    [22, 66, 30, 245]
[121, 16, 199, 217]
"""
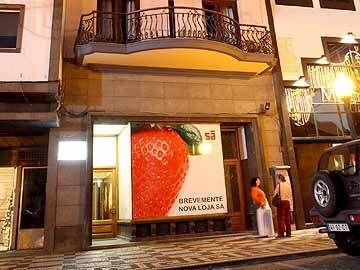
[221, 128, 247, 231]
[96, 0, 139, 42]
[202, 0, 239, 41]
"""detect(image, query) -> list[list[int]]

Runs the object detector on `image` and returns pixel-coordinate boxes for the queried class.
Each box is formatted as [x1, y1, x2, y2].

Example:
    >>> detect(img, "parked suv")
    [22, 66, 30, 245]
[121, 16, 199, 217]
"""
[310, 140, 360, 256]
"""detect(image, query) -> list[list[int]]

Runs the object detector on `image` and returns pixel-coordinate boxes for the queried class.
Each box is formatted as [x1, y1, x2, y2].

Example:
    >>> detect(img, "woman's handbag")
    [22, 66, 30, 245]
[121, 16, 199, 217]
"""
[271, 183, 281, 207]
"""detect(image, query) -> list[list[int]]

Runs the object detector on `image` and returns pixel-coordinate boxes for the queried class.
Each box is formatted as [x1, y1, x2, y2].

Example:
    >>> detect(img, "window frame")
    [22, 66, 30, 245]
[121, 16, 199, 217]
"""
[275, 0, 313, 8]
[319, 0, 356, 11]
[0, 4, 25, 53]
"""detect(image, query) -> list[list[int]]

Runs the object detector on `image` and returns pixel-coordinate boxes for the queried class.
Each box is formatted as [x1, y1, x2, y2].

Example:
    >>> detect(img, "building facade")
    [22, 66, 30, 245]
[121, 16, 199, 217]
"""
[0, 0, 62, 251]
[270, 0, 360, 223]
[0, 0, 306, 253]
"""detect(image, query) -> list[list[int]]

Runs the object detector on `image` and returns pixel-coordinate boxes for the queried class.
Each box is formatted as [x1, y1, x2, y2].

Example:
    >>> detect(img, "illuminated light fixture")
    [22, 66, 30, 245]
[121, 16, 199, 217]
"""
[341, 32, 357, 44]
[333, 72, 355, 99]
[293, 76, 310, 88]
[315, 55, 329, 65]
[198, 141, 213, 155]
[58, 141, 87, 161]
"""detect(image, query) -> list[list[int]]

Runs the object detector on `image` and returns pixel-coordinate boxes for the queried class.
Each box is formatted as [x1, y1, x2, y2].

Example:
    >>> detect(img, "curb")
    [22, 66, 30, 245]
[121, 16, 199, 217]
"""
[167, 248, 339, 270]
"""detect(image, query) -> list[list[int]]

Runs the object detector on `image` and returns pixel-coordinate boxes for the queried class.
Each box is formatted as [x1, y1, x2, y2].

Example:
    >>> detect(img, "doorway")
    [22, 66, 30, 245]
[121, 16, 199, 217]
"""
[221, 127, 247, 231]
[92, 169, 117, 239]
[91, 124, 132, 244]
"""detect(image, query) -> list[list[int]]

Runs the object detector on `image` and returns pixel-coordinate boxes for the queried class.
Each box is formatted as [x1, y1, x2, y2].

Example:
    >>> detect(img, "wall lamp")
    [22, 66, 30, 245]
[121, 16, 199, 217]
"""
[260, 102, 271, 114]
[315, 55, 329, 65]
[293, 76, 310, 88]
[342, 32, 357, 44]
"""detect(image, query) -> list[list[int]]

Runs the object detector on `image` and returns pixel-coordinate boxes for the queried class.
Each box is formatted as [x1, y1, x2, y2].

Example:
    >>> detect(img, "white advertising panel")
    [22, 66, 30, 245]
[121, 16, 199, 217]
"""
[131, 123, 227, 219]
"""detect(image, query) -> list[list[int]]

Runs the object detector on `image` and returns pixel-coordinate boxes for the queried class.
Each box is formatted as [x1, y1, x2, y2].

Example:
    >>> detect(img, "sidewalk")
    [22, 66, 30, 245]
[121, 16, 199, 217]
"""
[0, 229, 337, 270]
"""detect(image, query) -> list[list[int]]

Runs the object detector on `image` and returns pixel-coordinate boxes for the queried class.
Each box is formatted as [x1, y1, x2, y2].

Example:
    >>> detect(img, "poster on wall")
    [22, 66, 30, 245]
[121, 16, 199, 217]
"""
[131, 123, 228, 219]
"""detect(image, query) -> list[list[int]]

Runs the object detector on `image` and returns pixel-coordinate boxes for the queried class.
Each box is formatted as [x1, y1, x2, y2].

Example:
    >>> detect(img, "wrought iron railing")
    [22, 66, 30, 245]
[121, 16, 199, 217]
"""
[76, 6, 273, 55]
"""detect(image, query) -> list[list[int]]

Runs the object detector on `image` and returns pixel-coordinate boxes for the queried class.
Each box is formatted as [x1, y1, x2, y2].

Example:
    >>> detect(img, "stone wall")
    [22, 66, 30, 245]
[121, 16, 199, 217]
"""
[62, 61, 284, 178]
[46, 118, 88, 252]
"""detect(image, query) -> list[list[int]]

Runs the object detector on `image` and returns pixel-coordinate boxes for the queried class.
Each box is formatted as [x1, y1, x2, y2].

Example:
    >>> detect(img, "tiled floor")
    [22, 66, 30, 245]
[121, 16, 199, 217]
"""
[0, 229, 336, 270]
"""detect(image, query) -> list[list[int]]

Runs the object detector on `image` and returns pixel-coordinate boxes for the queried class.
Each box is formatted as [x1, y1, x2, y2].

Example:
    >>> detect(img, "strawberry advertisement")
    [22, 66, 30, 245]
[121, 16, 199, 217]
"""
[131, 123, 228, 220]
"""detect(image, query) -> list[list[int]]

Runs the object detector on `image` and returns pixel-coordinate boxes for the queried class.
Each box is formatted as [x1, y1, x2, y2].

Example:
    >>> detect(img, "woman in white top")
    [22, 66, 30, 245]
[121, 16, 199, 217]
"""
[273, 174, 293, 238]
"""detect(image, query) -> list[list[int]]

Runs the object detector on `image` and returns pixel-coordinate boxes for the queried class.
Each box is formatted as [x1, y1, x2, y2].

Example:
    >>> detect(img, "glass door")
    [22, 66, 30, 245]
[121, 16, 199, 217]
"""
[92, 169, 117, 239]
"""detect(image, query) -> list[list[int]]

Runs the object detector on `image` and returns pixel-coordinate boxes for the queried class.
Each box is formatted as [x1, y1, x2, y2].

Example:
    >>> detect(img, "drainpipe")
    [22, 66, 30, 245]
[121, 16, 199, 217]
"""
[264, 0, 305, 229]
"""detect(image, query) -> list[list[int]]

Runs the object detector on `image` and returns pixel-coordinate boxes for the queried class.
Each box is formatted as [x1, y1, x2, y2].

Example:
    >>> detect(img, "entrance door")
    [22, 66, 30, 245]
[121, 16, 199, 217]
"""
[221, 128, 246, 231]
[92, 169, 117, 238]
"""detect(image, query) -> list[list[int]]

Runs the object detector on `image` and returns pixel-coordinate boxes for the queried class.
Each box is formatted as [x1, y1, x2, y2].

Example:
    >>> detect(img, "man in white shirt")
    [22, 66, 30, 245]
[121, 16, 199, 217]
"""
[273, 174, 293, 237]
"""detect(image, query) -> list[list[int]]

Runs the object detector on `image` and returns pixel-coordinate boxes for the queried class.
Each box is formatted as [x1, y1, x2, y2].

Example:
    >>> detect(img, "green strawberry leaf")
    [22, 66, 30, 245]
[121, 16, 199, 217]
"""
[172, 124, 202, 145]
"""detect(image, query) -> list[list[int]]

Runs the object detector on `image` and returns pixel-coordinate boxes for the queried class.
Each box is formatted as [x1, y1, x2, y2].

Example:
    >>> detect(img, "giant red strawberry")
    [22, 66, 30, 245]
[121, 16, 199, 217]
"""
[132, 127, 189, 219]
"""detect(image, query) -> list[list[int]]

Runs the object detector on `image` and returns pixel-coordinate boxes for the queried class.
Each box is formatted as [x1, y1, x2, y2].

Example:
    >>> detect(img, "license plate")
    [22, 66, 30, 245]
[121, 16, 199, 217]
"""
[327, 223, 350, 232]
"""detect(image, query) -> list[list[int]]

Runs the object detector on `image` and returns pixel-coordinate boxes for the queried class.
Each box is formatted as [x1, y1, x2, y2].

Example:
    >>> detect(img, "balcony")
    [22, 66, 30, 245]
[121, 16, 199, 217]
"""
[74, 6, 275, 75]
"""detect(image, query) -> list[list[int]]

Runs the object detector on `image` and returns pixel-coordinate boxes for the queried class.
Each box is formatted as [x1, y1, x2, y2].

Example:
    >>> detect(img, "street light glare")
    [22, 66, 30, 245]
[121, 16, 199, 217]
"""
[333, 72, 355, 99]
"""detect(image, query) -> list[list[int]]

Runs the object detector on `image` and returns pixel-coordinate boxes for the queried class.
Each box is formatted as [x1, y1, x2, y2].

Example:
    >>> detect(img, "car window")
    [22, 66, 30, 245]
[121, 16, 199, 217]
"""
[327, 146, 357, 176]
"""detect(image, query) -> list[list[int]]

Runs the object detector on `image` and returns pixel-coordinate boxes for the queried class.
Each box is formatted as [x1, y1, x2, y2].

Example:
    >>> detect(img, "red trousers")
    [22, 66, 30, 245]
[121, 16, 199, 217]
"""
[277, 200, 291, 237]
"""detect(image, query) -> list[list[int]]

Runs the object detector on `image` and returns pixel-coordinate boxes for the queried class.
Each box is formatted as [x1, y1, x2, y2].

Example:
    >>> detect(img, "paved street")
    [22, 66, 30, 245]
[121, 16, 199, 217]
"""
[214, 253, 360, 270]
[0, 229, 337, 270]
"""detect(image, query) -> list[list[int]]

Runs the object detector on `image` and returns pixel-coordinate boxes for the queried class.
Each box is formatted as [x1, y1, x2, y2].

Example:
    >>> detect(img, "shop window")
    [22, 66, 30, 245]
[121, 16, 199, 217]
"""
[287, 84, 360, 139]
[0, 4, 25, 52]
[275, 0, 313, 7]
[324, 40, 358, 63]
[19, 168, 47, 229]
[319, 0, 355, 11]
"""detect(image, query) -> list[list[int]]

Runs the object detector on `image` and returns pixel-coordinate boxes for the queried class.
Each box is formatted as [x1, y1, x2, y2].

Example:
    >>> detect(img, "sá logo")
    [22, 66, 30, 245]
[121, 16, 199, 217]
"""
[205, 130, 216, 140]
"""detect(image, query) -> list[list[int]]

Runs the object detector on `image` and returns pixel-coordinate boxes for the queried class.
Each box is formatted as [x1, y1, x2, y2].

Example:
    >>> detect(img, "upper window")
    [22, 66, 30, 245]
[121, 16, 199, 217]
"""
[0, 4, 25, 52]
[275, 0, 313, 7]
[319, 0, 355, 11]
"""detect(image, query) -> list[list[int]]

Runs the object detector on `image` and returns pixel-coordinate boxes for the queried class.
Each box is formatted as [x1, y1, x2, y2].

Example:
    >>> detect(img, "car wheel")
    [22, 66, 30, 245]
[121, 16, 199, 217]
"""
[311, 172, 342, 217]
[334, 233, 360, 256]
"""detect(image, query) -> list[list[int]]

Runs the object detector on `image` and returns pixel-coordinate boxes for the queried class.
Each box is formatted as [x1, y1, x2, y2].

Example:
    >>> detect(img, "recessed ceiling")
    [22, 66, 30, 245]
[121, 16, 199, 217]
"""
[93, 124, 128, 136]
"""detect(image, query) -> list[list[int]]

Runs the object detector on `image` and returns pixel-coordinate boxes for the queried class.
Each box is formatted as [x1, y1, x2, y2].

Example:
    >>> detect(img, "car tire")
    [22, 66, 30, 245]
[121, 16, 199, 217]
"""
[334, 233, 360, 256]
[311, 172, 342, 217]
